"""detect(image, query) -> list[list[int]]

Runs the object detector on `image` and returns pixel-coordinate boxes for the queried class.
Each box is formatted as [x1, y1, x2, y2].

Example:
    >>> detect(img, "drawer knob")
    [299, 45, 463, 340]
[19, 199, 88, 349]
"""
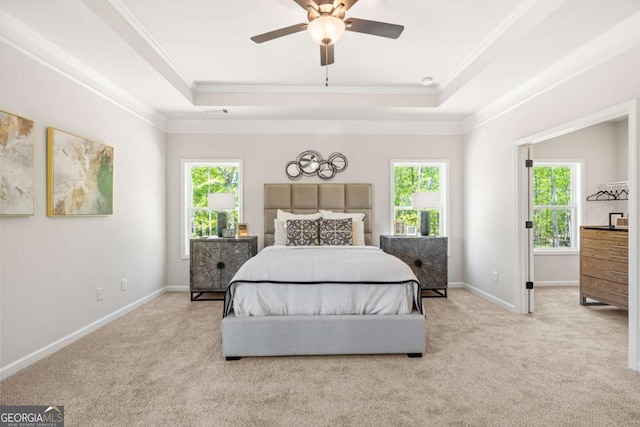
[414, 260, 423, 267]
[217, 262, 225, 269]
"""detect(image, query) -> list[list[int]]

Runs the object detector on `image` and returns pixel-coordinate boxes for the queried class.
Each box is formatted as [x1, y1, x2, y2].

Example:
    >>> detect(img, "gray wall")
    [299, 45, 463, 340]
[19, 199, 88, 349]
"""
[0, 42, 167, 372]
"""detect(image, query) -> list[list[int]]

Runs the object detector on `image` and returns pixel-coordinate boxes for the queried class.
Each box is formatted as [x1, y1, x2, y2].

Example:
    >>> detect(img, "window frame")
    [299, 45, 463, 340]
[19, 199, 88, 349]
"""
[181, 159, 243, 258]
[390, 159, 449, 241]
[532, 160, 583, 255]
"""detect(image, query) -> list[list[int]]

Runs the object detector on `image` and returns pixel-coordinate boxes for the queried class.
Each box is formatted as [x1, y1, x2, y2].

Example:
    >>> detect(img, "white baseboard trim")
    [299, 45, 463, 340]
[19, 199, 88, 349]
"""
[166, 285, 189, 292]
[0, 287, 166, 380]
[462, 283, 516, 312]
[534, 280, 579, 287]
[448, 282, 465, 288]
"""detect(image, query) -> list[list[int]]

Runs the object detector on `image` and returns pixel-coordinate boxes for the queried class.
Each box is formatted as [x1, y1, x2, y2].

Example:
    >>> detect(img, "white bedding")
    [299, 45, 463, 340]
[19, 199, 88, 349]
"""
[227, 246, 421, 317]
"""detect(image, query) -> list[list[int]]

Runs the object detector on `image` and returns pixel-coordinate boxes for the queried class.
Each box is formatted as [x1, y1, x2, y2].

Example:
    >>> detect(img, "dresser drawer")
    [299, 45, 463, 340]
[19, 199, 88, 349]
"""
[581, 275, 628, 309]
[581, 256, 628, 285]
[581, 228, 628, 243]
[581, 246, 627, 262]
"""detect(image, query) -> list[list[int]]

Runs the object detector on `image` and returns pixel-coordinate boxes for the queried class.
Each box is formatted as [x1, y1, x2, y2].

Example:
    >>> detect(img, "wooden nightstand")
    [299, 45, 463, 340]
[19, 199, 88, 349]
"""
[190, 236, 258, 301]
[380, 235, 448, 297]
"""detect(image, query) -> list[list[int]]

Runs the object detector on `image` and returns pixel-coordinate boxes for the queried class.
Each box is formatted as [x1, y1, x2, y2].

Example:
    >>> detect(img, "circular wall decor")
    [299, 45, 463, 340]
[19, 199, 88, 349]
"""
[285, 150, 348, 181]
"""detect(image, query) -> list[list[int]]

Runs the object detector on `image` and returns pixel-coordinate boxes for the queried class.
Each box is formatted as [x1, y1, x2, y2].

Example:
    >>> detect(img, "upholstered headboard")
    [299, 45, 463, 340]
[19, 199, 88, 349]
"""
[264, 183, 372, 246]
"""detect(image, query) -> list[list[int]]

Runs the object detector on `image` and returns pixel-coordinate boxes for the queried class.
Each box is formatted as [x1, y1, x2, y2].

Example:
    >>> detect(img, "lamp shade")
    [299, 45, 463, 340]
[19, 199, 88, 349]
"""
[412, 192, 440, 209]
[307, 15, 346, 45]
[207, 193, 235, 210]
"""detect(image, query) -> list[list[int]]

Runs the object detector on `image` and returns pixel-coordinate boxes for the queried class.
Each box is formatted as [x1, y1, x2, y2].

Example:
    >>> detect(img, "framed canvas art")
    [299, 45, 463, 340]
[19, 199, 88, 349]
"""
[47, 127, 113, 216]
[0, 110, 34, 215]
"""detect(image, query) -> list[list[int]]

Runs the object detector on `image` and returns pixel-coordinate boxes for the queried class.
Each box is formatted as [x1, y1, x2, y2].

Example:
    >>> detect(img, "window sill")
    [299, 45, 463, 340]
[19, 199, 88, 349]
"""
[534, 250, 580, 256]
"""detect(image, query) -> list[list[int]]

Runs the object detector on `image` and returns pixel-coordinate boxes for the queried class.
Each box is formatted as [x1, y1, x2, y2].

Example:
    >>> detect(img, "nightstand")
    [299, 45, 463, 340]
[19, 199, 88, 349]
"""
[380, 235, 448, 297]
[190, 236, 258, 301]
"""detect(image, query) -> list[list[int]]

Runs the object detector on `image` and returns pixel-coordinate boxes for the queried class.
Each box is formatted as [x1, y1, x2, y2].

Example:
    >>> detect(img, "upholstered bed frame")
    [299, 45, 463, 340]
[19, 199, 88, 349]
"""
[221, 183, 426, 359]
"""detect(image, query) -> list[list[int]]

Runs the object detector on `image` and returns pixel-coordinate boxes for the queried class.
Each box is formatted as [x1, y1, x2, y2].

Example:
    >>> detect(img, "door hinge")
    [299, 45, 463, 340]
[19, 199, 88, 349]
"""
[525, 221, 533, 229]
[525, 159, 533, 167]
[526, 281, 534, 289]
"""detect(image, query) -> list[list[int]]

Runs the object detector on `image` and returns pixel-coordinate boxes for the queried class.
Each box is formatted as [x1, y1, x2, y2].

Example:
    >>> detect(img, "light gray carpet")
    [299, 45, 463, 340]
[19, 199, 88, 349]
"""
[1, 288, 639, 426]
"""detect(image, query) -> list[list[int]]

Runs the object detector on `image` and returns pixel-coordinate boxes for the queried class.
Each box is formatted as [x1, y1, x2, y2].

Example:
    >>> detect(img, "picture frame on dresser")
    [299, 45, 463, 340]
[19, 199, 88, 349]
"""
[393, 220, 406, 235]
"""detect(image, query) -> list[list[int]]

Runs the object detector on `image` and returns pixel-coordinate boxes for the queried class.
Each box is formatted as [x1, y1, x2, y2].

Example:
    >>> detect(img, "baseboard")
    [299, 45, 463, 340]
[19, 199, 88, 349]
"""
[462, 283, 516, 312]
[0, 287, 166, 380]
[448, 282, 465, 288]
[534, 281, 579, 287]
[166, 285, 189, 292]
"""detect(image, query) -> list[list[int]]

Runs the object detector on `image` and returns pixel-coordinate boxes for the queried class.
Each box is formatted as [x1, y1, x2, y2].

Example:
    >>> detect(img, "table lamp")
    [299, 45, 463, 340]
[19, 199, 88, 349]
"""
[208, 193, 235, 237]
[412, 192, 440, 236]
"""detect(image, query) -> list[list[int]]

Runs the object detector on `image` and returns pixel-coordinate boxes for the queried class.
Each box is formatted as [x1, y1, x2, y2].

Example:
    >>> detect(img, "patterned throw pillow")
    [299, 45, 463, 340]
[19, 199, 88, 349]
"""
[286, 219, 320, 246]
[319, 218, 353, 246]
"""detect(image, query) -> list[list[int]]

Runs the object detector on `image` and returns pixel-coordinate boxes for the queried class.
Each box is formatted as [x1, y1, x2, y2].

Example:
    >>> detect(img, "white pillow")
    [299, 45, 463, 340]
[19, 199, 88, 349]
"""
[277, 209, 321, 221]
[319, 210, 365, 222]
[352, 220, 365, 246]
[274, 218, 286, 245]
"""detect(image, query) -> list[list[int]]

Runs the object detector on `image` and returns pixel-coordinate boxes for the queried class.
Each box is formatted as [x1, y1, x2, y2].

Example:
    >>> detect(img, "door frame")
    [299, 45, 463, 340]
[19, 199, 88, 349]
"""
[513, 100, 638, 371]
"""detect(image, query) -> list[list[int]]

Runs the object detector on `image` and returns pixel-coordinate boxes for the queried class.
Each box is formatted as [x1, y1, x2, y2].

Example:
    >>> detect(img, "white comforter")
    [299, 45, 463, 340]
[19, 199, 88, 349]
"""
[226, 246, 421, 317]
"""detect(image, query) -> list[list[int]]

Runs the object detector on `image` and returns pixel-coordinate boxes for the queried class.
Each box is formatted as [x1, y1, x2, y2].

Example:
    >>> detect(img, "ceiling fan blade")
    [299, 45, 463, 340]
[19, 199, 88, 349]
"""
[333, 0, 358, 13]
[250, 23, 307, 43]
[293, 0, 318, 12]
[320, 44, 335, 66]
[345, 17, 404, 39]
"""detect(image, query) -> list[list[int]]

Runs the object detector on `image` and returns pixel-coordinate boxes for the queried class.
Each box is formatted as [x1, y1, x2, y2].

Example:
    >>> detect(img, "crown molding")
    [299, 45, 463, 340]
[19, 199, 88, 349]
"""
[165, 119, 463, 135]
[462, 10, 640, 134]
[194, 83, 439, 96]
[0, 10, 167, 130]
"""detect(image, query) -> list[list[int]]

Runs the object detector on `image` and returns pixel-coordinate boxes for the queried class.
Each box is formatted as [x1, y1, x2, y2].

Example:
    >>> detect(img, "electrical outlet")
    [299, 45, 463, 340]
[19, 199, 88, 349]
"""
[121, 279, 127, 291]
[492, 272, 499, 283]
[96, 287, 104, 301]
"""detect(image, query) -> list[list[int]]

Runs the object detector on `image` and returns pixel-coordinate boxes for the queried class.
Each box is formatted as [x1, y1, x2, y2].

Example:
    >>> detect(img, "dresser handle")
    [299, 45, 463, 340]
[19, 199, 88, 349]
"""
[611, 245, 627, 249]
[414, 260, 423, 267]
[610, 256, 627, 260]
[217, 262, 225, 269]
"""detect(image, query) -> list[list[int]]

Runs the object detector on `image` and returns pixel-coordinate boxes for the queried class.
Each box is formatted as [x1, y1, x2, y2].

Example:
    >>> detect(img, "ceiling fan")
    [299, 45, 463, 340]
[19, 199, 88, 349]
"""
[250, 0, 404, 66]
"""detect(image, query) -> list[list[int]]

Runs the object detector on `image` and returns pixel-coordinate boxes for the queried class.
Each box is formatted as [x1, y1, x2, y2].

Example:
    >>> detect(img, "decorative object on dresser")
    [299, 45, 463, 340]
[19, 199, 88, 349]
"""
[208, 193, 235, 237]
[285, 150, 348, 181]
[380, 235, 448, 297]
[580, 226, 628, 310]
[190, 236, 257, 301]
[412, 192, 440, 236]
[393, 220, 406, 235]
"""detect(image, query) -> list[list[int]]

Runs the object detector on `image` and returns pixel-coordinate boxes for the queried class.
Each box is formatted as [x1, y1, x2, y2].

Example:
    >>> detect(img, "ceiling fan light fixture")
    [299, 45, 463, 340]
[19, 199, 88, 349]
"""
[307, 15, 345, 45]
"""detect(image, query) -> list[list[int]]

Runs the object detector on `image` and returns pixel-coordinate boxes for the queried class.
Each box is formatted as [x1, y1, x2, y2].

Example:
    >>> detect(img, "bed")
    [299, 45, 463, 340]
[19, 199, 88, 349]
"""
[221, 183, 426, 359]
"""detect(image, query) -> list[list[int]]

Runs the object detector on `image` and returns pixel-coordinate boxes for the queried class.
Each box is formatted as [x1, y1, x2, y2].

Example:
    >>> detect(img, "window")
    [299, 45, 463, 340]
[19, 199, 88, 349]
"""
[182, 160, 242, 257]
[533, 162, 581, 251]
[391, 160, 447, 236]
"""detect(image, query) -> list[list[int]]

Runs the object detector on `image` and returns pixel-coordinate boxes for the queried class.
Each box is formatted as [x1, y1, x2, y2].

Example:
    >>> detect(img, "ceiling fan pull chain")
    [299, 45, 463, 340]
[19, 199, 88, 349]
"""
[325, 63, 329, 87]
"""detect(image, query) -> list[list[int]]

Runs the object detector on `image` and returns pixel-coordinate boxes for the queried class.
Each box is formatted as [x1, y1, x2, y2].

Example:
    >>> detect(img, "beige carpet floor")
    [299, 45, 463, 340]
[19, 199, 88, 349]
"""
[1, 288, 639, 426]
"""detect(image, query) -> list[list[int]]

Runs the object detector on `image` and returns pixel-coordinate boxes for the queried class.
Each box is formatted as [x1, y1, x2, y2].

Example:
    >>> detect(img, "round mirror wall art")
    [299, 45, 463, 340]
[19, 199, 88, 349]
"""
[285, 150, 348, 181]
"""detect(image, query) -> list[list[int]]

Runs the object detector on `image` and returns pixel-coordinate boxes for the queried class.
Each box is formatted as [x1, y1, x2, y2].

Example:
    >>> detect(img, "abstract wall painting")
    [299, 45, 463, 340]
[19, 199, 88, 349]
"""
[47, 127, 113, 216]
[0, 110, 34, 215]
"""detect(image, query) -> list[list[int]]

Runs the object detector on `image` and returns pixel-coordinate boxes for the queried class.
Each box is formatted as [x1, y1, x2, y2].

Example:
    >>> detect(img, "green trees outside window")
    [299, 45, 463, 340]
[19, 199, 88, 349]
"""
[183, 161, 242, 256]
[393, 162, 445, 236]
[533, 163, 578, 249]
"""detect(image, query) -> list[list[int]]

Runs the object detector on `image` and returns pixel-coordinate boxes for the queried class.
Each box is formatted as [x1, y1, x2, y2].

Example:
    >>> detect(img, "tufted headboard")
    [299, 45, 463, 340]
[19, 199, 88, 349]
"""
[264, 183, 372, 246]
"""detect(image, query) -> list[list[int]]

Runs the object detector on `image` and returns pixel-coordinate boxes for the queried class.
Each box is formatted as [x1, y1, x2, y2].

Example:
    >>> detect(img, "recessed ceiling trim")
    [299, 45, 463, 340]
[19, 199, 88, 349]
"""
[194, 91, 438, 109]
[166, 119, 463, 135]
[82, 0, 195, 103]
[439, 0, 567, 105]
[462, 10, 640, 133]
[0, 9, 167, 129]
[194, 83, 438, 96]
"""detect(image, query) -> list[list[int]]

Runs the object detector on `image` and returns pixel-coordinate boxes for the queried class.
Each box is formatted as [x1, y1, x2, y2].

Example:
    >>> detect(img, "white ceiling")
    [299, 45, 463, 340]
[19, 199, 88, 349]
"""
[1, 0, 640, 129]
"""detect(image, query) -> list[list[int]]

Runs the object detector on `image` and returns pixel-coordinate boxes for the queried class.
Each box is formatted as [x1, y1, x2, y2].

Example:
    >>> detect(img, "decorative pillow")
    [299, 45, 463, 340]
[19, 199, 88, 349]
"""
[286, 219, 320, 246]
[319, 219, 353, 246]
[319, 210, 366, 246]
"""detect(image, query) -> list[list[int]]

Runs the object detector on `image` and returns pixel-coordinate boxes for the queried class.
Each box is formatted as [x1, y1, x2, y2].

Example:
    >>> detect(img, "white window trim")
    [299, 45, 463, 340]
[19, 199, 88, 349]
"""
[532, 160, 583, 253]
[390, 159, 450, 243]
[181, 159, 243, 258]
